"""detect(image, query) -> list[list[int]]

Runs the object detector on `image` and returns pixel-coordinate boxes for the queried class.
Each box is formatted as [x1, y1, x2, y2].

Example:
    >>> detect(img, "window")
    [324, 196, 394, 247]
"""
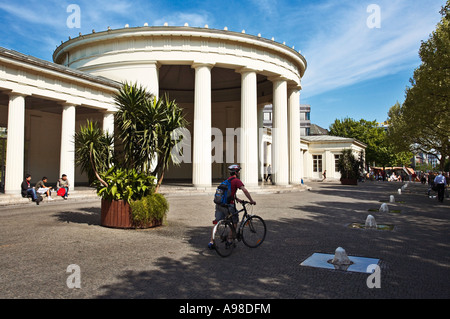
[335, 154, 341, 172]
[263, 112, 272, 121]
[313, 155, 322, 173]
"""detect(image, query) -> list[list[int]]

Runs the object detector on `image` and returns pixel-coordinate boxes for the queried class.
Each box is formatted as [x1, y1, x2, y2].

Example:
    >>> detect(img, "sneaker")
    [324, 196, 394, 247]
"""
[48, 197, 54, 201]
[208, 242, 215, 250]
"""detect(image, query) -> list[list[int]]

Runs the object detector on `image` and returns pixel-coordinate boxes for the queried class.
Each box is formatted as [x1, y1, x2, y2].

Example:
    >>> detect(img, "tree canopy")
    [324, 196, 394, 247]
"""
[387, 2, 450, 169]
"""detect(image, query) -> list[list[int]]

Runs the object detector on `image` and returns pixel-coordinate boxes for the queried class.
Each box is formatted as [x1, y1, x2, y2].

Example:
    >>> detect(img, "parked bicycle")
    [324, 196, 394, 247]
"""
[212, 200, 266, 257]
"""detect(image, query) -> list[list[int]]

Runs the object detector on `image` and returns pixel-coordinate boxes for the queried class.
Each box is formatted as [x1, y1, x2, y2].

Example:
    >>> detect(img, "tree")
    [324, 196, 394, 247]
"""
[329, 118, 386, 166]
[388, 2, 450, 170]
[114, 83, 188, 192]
[337, 149, 362, 180]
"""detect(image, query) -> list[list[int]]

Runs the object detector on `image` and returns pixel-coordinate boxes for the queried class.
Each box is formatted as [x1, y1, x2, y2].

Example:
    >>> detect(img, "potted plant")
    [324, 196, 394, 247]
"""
[96, 167, 168, 229]
[74, 83, 186, 229]
[337, 149, 362, 185]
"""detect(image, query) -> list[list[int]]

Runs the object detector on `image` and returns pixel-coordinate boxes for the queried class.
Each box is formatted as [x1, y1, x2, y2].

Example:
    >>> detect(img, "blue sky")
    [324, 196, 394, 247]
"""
[0, 0, 445, 129]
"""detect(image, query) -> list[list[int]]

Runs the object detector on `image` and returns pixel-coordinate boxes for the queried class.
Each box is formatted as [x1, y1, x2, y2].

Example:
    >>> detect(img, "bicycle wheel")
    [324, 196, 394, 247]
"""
[212, 220, 235, 257]
[241, 215, 266, 248]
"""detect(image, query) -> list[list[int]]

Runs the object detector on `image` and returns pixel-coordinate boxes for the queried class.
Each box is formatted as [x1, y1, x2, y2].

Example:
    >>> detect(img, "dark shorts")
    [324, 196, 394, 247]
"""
[215, 204, 238, 224]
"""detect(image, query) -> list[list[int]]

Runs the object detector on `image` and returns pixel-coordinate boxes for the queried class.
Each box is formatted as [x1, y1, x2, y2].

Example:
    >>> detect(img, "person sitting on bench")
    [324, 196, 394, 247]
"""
[56, 174, 70, 200]
[21, 174, 42, 205]
[35, 177, 54, 201]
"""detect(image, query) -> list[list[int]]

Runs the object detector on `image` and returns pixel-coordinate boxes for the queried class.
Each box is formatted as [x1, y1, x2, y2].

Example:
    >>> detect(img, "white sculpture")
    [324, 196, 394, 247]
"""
[398, 189, 402, 195]
[330, 247, 352, 265]
[379, 203, 389, 213]
[390, 195, 395, 203]
[365, 215, 377, 229]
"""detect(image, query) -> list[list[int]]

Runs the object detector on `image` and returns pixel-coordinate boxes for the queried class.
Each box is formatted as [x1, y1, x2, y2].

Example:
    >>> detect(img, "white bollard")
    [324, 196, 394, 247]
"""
[365, 215, 377, 229]
[379, 203, 389, 213]
[331, 247, 352, 265]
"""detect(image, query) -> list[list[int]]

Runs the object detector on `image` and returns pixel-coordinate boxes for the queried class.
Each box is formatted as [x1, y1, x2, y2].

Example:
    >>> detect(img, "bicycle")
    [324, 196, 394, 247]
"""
[212, 200, 267, 257]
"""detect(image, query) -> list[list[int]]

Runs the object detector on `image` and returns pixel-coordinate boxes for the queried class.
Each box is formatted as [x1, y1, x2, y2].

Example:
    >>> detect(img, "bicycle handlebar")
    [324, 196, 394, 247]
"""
[239, 200, 255, 206]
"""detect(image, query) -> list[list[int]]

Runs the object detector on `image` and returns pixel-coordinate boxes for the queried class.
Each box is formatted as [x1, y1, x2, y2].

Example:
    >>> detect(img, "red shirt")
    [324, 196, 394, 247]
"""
[228, 176, 244, 204]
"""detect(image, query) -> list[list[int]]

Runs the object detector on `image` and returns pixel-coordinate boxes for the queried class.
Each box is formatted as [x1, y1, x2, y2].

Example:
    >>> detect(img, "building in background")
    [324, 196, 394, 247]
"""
[263, 104, 366, 181]
[0, 25, 307, 193]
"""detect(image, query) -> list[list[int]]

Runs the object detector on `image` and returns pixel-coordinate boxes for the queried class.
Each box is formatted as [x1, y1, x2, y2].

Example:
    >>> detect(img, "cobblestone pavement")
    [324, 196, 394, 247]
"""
[0, 181, 449, 299]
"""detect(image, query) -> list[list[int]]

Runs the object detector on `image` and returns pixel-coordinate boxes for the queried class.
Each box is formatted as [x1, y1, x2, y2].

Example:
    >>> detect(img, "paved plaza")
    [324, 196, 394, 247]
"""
[0, 181, 449, 299]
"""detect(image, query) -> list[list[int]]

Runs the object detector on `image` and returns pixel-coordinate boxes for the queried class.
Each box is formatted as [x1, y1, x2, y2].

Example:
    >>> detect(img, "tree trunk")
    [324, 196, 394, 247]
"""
[155, 169, 165, 193]
[90, 151, 108, 187]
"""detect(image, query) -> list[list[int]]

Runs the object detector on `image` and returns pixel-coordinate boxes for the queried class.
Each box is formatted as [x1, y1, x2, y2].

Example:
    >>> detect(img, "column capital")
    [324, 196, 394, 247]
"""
[288, 83, 302, 92]
[8, 91, 28, 99]
[145, 60, 161, 69]
[60, 102, 78, 108]
[267, 75, 289, 83]
[191, 62, 215, 70]
[235, 66, 261, 75]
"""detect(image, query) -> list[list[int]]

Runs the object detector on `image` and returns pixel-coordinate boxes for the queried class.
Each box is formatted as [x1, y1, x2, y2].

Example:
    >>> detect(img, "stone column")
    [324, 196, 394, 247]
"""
[103, 111, 115, 136]
[134, 61, 160, 98]
[288, 86, 302, 185]
[238, 68, 258, 187]
[257, 104, 265, 181]
[60, 103, 76, 191]
[4, 93, 26, 194]
[192, 63, 214, 188]
[270, 77, 289, 185]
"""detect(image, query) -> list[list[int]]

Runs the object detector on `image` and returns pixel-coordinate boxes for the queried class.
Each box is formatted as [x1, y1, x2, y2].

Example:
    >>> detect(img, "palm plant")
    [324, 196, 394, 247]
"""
[74, 120, 114, 186]
[152, 94, 188, 192]
[114, 83, 156, 174]
[114, 82, 188, 192]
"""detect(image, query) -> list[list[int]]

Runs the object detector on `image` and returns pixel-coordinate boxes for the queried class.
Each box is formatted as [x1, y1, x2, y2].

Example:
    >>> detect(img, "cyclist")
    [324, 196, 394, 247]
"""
[208, 164, 256, 249]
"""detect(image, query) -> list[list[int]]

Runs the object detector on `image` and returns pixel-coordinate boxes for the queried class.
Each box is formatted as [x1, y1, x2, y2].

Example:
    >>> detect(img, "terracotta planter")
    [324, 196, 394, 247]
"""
[101, 199, 133, 229]
[340, 178, 358, 185]
[100, 199, 164, 229]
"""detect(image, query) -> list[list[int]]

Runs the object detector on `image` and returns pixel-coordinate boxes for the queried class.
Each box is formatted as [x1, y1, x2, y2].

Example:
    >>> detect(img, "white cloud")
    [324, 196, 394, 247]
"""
[299, 0, 444, 98]
[153, 12, 212, 27]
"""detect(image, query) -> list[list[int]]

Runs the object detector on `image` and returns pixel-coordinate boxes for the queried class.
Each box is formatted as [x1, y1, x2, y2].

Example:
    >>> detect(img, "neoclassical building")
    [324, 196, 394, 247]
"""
[0, 25, 307, 193]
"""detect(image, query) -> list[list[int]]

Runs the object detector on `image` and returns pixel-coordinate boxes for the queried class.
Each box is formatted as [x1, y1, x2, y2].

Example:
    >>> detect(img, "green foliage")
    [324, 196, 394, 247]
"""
[95, 166, 156, 203]
[74, 120, 114, 184]
[114, 83, 188, 191]
[329, 118, 385, 166]
[129, 193, 169, 228]
[329, 117, 413, 167]
[114, 83, 157, 174]
[337, 149, 362, 180]
[388, 2, 450, 169]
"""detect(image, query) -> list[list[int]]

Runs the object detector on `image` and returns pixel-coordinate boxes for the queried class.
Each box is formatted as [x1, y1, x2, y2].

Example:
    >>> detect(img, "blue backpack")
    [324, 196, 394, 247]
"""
[213, 177, 236, 206]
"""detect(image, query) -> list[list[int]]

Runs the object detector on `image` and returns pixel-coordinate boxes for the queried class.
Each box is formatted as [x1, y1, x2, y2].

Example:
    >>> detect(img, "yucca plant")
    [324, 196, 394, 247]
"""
[114, 82, 188, 192]
[74, 120, 114, 185]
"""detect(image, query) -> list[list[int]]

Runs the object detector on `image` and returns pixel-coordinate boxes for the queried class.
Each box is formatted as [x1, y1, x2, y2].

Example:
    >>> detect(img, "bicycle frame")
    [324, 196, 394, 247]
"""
[226, 201, 253, 240]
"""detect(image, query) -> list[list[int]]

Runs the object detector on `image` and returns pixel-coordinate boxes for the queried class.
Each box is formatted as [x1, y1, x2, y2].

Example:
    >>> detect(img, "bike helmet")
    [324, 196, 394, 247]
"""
[228, 164, 241, 173]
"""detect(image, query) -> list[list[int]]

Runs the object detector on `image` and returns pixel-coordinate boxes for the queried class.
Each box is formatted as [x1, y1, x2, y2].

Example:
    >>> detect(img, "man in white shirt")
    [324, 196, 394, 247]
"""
[434, 172, 447, 203]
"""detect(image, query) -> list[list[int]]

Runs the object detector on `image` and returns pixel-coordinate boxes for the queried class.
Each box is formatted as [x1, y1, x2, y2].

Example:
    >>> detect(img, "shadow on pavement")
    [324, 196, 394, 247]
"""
[52, 207, 101, 226]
